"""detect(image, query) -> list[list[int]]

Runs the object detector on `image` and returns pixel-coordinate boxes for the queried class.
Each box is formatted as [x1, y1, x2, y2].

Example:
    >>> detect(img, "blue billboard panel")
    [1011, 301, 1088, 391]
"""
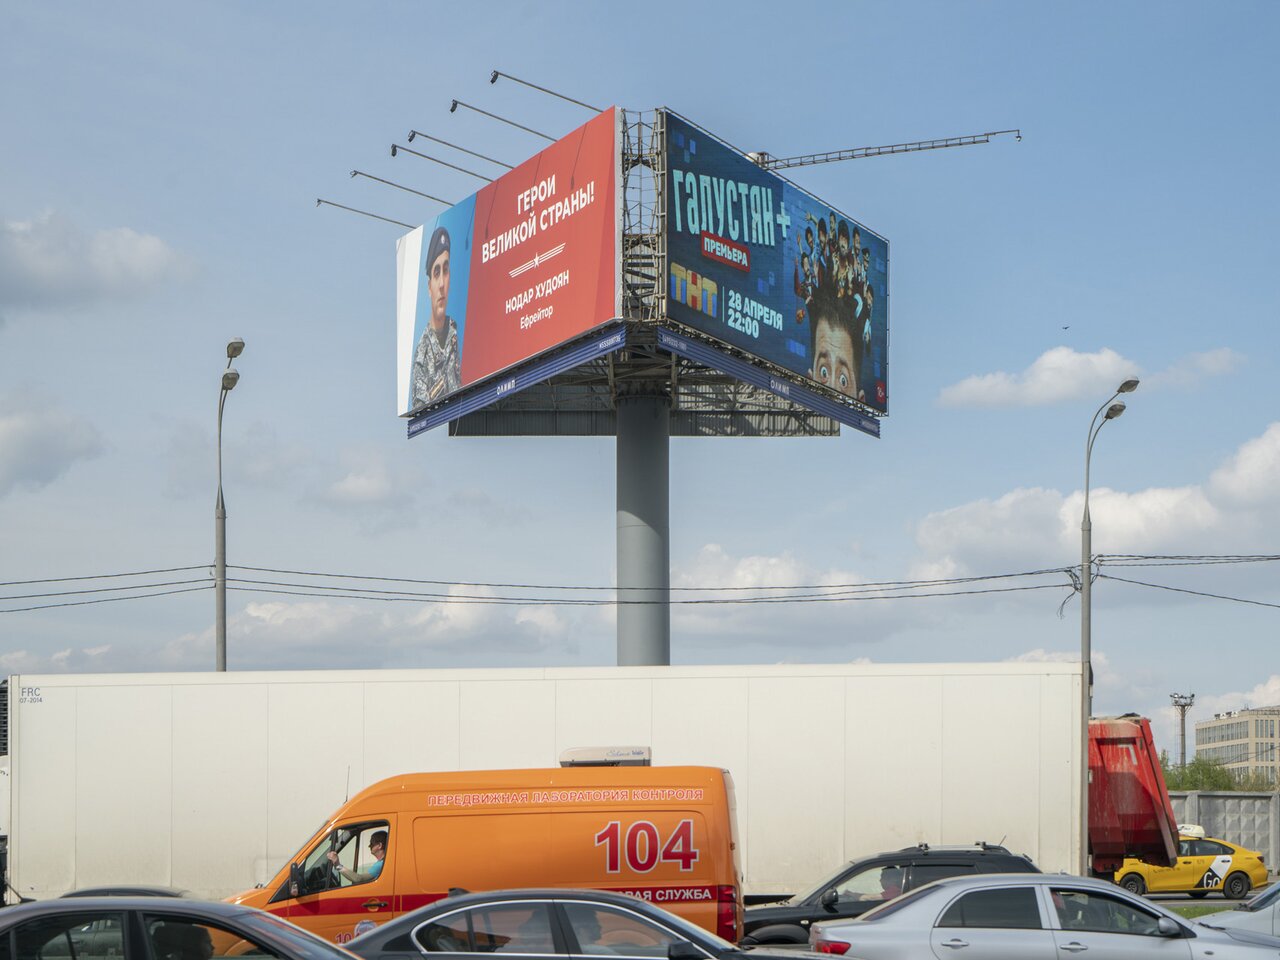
[664, 112, 889, 414]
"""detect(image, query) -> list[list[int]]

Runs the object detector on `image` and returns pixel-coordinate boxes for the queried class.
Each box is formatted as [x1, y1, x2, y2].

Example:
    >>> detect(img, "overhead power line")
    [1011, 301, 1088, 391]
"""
[226, 580, 1068, 607]
[0, 585, 213, 614]
[1097, 573, 1280, 610]
[0, 565, 208, 587]
[230, 563, 1071, 593]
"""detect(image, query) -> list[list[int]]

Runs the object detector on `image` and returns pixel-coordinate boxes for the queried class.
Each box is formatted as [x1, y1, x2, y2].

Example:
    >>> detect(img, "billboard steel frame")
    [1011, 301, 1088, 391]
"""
[413, 109, 884, 668]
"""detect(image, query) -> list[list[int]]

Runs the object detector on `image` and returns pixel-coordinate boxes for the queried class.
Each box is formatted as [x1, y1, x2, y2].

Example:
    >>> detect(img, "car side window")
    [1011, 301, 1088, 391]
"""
[414, 913, 474, 953]
[937, 889, 1042, 929]
[910, 864, 974, 888]
[419, 905, 559, 955]
[14, 912, 126, 960]
[1051, 889, 1163, 936]
[1193, 840, 1231, 857]
[835, 863, 906, 903]
[560, 903, 682, 958]
[145, 916, 281, 960]
[1177, 840, 1194, 857]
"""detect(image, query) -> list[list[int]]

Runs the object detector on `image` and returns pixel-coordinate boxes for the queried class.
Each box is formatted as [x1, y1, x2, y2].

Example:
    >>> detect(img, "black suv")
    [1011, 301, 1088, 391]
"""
[740, 842, 1040, 945]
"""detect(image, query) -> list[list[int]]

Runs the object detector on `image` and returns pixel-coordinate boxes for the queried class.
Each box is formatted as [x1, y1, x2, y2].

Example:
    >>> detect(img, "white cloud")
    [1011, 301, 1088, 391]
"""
[910, 423, 1280, 599]
[149, 586, 590, 672]
[1144, 348, 1245, 389]
[0, 644, 121, 672]
[0, 389, 105, 497]
[914, 488, 1066, 575]
[1209, 423, 1280, 507]
[1008, 648, 1118, 689]
[938, 347, 1138, 408]
[937, 346, 1240, 409]
[1192, 675, 1280, 719]
[669, 544, 911, 653]
[0, 211, 186, 313]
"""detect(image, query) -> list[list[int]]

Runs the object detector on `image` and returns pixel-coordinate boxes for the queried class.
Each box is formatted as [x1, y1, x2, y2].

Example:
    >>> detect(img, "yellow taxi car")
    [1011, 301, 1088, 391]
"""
[1115, 832, 1268, 899]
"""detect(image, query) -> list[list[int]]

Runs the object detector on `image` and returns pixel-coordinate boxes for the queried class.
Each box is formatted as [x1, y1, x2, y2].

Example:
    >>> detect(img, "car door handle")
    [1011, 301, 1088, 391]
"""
[1059, 943, 1088, 953]
[363, 899, 389, 910]
[939, 939, 968, 949]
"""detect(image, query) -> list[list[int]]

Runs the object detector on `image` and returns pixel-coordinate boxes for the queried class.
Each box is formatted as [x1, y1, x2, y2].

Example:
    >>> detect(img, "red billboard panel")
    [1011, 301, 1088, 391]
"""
[396, 108, 621, 415]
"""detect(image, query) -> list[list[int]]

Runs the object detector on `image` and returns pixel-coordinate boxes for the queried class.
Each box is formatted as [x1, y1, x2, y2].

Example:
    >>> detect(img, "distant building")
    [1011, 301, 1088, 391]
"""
[1195, 705, 1280, 782]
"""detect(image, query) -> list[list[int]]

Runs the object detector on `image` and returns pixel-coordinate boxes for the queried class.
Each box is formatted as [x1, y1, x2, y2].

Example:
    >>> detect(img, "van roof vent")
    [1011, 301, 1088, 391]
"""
[559, 746, 652, 767]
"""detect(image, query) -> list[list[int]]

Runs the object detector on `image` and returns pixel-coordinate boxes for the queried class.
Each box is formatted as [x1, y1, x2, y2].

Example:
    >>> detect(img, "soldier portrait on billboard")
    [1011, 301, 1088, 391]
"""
[411, 226, 462, 406]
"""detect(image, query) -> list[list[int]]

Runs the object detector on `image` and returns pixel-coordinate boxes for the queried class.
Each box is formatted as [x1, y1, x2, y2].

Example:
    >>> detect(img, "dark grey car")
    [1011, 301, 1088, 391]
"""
[0, 895, 358, 960]
[345, 888, 821, 960]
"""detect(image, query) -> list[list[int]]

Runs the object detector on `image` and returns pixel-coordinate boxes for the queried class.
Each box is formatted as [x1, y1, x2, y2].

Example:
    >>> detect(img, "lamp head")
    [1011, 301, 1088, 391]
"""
[407, 130, 416, 142]
[390, 144, 398, 157]
[221, 368, 240, 392]
[450, 99, 459, 113]
[226, 338, 245, 360]
[1015, 130, 1022, 142]
[490, 70, 499, 84]
[1118, 378, 1140, 393]
[1104, 401, 1126, 420]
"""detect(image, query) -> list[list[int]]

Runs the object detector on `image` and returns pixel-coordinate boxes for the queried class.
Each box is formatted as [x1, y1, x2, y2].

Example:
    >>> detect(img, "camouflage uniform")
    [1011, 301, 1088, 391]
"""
[411, 318, 461, 406]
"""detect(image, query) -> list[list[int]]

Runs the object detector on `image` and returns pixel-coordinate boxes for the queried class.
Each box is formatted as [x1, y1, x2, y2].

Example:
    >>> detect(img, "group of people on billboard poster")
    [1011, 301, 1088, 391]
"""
[794, 208, 879, 405]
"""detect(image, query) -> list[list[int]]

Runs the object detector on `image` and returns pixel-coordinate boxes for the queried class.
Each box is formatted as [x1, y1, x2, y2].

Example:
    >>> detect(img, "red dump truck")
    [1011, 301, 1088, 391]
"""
[1089, 714, 1179, 875]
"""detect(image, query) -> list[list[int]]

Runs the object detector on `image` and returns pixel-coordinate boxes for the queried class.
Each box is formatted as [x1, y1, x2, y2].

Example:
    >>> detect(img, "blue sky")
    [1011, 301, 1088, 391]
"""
[2, 0, 1278, 752]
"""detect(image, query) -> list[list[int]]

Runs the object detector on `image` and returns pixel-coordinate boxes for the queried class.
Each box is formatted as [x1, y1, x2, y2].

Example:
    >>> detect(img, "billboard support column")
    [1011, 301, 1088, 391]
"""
[616, 390, 671, 666]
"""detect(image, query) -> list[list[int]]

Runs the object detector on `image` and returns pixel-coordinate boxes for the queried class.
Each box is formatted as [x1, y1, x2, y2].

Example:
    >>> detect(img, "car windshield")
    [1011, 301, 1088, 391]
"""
[1243, 883, 1280, 912]
[235, 910, 363, 960]
[857, 884, 939, 922]
[790, 863, 856, 903]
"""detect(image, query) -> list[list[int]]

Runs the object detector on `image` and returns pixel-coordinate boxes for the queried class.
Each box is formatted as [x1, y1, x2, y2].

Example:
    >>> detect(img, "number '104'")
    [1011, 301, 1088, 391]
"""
[594, 820, 700, 872]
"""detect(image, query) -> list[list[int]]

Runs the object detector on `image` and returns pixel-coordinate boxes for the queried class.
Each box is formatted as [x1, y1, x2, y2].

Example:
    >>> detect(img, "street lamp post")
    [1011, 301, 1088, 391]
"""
[216, 338, 245, 672]
[1079, 376, 1138, 875]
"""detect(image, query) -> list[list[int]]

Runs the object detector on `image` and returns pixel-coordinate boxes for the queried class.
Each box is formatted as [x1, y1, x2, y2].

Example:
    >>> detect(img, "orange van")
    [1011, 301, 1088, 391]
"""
[229, 766, 743, 945]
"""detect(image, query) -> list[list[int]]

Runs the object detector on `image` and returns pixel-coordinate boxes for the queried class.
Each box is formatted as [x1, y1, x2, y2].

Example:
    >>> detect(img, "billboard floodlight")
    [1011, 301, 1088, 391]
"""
[390, 143, 493, 183]
[488, 69, 601, 113]
[447, 99, 555, 142]
[407, 131, 513, 170]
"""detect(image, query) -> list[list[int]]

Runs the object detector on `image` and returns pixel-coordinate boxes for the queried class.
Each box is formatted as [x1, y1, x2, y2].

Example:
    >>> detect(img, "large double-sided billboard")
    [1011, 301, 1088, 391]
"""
[396, 108, 621, 417]
[663, 112, 889, 414]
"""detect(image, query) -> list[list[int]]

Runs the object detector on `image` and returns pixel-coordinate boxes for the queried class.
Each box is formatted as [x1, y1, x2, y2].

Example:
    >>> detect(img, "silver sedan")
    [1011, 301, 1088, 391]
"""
[1209, 882, 1280, 937]
[809, 873, 1280, 959]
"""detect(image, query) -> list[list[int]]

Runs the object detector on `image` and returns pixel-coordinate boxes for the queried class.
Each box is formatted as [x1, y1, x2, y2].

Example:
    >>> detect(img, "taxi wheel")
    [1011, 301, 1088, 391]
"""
[1119, 874, 1146, 896]
[1224, 873, 1251, 900]
[1188, 891, 1209, 899]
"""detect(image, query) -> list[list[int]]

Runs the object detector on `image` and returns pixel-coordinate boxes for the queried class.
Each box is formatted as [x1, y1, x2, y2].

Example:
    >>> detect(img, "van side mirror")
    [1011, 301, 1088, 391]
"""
[668, 943, 702, 960]
[289, 863, 303, 898]
[820, 887, 839, 909]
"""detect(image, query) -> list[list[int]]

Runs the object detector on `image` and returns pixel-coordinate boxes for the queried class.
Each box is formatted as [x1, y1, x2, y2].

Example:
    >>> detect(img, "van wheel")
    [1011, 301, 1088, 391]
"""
[1224, 873, 1251, 900]
[1118, 874, 1146, 896]
[1188, 891, 1208, 899]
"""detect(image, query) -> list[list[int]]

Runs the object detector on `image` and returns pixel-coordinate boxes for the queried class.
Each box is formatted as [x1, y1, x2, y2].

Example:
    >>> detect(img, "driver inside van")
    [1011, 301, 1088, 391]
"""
[327, 829, 387, 884]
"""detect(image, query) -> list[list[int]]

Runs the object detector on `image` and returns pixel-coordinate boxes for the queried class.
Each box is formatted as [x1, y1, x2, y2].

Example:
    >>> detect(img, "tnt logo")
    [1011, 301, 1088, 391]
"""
[670, 263, 717, 318]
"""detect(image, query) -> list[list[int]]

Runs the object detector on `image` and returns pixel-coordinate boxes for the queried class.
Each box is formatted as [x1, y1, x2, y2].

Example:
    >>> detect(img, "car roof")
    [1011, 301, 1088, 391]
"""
[0, 897, 253, 923]
[918, 873, 1125, 891]
[62, 885, 191, 898]
[413, 888, 660, 910]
